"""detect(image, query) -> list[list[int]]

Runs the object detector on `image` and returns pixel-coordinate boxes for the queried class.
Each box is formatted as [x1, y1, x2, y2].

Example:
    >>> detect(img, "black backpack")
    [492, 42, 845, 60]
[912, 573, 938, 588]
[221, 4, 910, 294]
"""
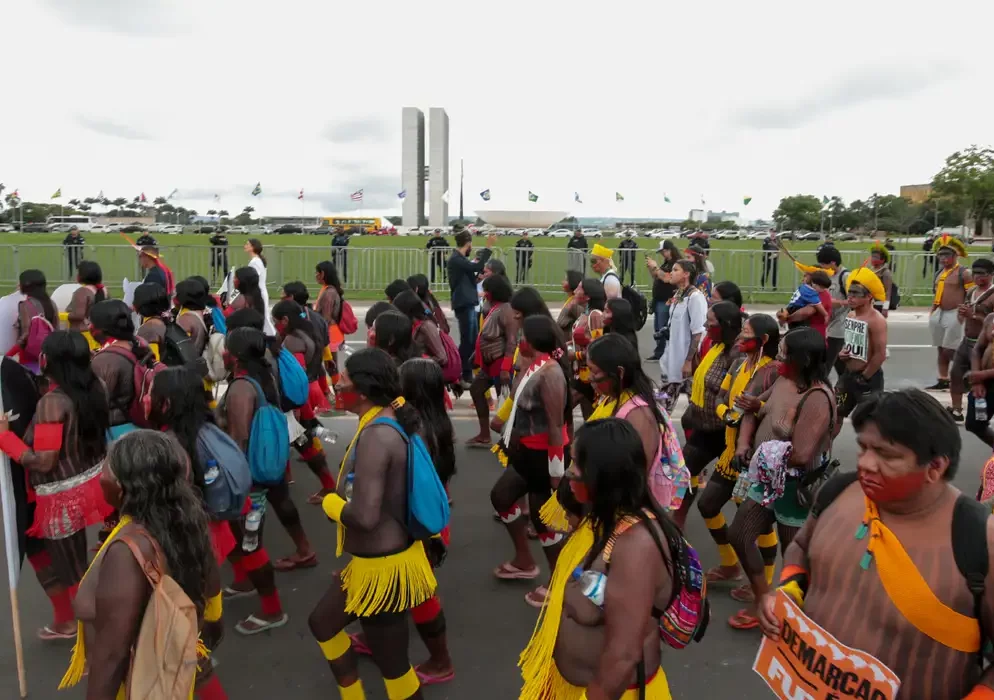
[605, 271, 649, 331]
[813, 472, 989, 666]
[161, 320, 203, 368]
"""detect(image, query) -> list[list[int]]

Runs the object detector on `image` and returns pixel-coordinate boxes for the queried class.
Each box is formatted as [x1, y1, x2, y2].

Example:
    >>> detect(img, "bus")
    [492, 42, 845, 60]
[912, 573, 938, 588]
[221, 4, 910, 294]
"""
[323, 216, 381, 233]
[45, 215, 95, 232]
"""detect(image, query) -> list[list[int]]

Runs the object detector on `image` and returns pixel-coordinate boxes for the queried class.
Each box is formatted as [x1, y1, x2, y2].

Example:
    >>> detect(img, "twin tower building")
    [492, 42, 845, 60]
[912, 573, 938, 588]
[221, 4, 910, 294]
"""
[401, 107, 449, 229]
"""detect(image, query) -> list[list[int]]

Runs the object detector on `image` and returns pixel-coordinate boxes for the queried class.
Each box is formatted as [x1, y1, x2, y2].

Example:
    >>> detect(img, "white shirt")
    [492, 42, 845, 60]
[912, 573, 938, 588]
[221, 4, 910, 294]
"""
[249, 256, 276, 336]
[601, 267, 623, 300]
[660, 288, 707, 383]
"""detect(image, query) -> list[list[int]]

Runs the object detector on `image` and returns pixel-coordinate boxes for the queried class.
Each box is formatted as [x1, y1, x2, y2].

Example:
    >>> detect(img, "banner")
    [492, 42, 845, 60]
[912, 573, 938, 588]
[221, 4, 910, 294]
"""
[753, 591, 900, 700]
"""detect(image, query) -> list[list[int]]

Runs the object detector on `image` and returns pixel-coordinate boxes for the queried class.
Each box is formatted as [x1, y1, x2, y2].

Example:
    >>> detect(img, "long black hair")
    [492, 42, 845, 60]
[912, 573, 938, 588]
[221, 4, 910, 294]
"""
[247, 238, 266, 267]
[385, 279, 412, 301]
[482, 273, 513, 304]
[400, 358, 455, 485]
[271, 299, 323, 352]
[746, 314, 781, 359]
[713, 281, 743, 309]
[19, 270, 57, 326]
[234, 266, 266, 316]
[565, 270, 583, 294]
[77, 261, 106, 303]
[283, 281, 309, 306]
[133, 282, 171, 319]
[316, 261, 343, 296]
[373, 311, 416, 364]
[392, 290, 433, 324]
[605, 298, 639, 351]
[189, 276, 217, 307]
[522, 315, 572, 423]
[175, 278, 209, 311]
[365, 301, 398, 329]
[345, 348, 419, 435]
[579, 278, 606, 311]
[90, 299, 150, 360]
[406, 274, 443, 315]
[587, 334, 665, 425]
[40, 331, 109, 465]
[485, 258, 507, 278]
[783, 326, 829, 391]
[108, 430, 213, 612]
[225, 308, 264, 332]
[511, 286, 553, 320]
[149, 367, 214, 494]
[574, 418, 680, 575]
[225, 327, 279, 405]
[710, 300, 743, 354]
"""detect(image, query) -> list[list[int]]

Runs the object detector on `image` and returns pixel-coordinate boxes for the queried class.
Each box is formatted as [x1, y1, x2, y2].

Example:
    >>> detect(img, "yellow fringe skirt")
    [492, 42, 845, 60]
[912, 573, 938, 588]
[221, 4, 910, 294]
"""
[542, 663, 672, 700]
[341, 540, 437, 617]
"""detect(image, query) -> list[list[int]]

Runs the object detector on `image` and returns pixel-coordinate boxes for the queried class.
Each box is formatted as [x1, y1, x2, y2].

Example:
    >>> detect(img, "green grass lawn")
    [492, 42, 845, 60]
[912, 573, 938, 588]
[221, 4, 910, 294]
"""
[0, 232, 984, 305]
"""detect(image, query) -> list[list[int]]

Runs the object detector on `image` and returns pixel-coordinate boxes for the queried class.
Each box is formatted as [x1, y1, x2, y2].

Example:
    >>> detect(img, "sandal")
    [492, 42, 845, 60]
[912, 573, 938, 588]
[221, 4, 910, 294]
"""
[465, 436, 492, 448]
[493, 562, 540, 580]
[730, 583, 755, 603]
[947, 406, 965, 422]
[524, 586, 549, 608]
[38, 625, 77, 641]
[728, 608, 760, 630]
[234, 613, 289, 636]
[415, 665, 455, 685]
[272, 552, 318, 572]
[705, 566, 743, 584]
[349, 632, 372, 656]
[222, 585, 257, 600]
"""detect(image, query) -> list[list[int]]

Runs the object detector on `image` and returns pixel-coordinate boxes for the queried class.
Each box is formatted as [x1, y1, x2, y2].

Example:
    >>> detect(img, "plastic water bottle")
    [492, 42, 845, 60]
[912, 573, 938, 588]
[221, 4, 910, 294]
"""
[243, 504, 262, 552]
[344, 473, 355, 501]
[315, 425, 339, 445]
[977, 397, 988, 423]
[578, 569, 607, 608]
[203, 459, 220, 486]
[733, 471, 752, 502]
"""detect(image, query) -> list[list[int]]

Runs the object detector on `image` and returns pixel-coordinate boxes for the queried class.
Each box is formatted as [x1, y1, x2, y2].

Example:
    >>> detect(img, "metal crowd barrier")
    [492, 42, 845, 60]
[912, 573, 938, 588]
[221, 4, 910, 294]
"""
[0, 243, 957, 305]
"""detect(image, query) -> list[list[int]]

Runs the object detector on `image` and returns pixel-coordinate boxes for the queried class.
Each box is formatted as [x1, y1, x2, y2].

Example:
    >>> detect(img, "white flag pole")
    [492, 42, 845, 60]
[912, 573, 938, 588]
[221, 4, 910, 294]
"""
[0, 378, 29, 697]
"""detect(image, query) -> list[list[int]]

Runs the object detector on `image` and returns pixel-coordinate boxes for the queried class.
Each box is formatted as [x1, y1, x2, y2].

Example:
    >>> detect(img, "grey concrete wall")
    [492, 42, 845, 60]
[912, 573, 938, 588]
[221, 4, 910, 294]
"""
[428, 108, 449, 227]
[401, 107, 425, 228]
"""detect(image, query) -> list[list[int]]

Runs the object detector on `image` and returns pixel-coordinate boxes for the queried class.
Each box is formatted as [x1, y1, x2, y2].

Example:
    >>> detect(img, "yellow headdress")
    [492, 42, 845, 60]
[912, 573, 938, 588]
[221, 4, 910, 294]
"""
[590, 243, 613, 260]
[869, 240, 891, 264]
[792, 260, 823, 275]
[846, 267, 887, 303]
[932, 234, 967, 258]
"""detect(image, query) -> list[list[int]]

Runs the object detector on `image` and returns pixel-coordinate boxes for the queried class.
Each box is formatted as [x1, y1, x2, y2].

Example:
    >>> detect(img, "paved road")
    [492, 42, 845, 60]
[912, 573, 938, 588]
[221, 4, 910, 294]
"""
[0, 316, 984, 699]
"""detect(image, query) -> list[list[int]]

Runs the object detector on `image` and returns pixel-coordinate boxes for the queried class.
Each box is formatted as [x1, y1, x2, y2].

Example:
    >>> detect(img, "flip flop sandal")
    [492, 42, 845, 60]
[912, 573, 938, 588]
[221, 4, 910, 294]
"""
[705, 566, 743, 584]
[728, 609, 760, 630]
[465, 438, 492, 448]
[273, 552, 318, 572]
[222, 586, 257, 600]
[38, 625, 77, 641]
[307, 491, 332, 505]
[415, 666, 456, 686]
[730, 584, 755, 603]
[493, 562, 540, 580]
[348, 632, 372, 656]
[524, 586, 549, 609]
[234, 613, 289, 636]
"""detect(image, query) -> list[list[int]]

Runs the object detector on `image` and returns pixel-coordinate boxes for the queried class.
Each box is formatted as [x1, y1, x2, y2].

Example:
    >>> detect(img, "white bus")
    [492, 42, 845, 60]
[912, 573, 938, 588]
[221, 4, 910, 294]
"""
[45, 215, 95, 232]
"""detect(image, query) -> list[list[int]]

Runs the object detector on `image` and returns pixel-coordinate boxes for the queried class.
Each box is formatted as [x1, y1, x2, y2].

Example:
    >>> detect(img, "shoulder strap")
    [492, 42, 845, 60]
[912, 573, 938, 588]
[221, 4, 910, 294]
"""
[238, 376, 266, 407]
[793, 384, 836, 454]
[810, 472, 859, 518]
[370, 416, 410, 443]
[615, 395, 649, 419]
[116, 528, 165, 587]
[952, 494, 989, 667]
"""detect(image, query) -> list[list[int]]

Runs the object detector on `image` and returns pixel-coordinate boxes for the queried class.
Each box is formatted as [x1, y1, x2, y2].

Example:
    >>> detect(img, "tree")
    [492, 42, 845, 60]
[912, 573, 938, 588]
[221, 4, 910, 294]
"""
[206, 209, 218, 218]
[153, 196, 167, 207]
[217, 209, 229, 222]
[111, 197, 128, 210]
[68, 198, 81, 208]
[242, 206, 254, 215]
[773, 195, 822, 231]
[931, 145, 994, 238]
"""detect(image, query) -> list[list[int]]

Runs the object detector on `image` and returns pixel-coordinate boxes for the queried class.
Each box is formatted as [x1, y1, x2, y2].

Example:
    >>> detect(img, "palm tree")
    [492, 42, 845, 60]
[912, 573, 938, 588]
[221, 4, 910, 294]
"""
[153, 196, 167, 207]
[206, 209, 218, 218]
[242, 206, 254, 215]
[68, 198, 81, 208]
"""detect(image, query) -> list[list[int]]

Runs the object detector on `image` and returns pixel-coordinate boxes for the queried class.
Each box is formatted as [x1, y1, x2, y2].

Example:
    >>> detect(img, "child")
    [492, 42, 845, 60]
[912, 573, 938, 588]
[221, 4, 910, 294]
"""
[778, 269, 832, 339]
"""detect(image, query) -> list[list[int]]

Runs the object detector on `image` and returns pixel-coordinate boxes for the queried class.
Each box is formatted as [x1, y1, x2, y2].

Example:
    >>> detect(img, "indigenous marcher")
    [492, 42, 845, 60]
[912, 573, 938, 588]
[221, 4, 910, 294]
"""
[385, 279, 412, 303]
[0, 331, 111, 640]
[372, 311, 418, 366]
[89, 299, 156, 439]
[216, 327, 288, 635]
[174, 278, 210, 357]
[726, 327, 835, 630]
[225, 266, 266, 318]
[810, 245, 850, 376]
[700, 280, 744, 356]
[490, 315, 571, 608]
[244, 238, 275, 336]
[672, 301, 742, 528]
[968, 310, 994, 447]
[271, 299, 338, 509]
[928, 235, 973, 391]
[868, 240, 895, 316]
[698, 314, 781, 591]
[65, 260, 106, 350]
[133, 282, 171, 362]
[12, 269, 59, 375]
[138, 245, 175, 296]
[685, 245, 712, 297]
[518, 419, 686, 699]
[951, 258, 994, 422]
[570, 278, 608, 419]
[758, 389, 994, 700]
[658, 260, 707, 412]
[590, 243, 622, 300]
[315, 260, 347, 380]
[835, 268, 889, 429]
[466, 274, 517, 447]
[310, 348, 437, 700]
[406, 273, 450, 334]
[557, 270, 585, 335]
[61, 430, 223, 700]
[603, 298, 639, 351]
[393, 291, 449, 368]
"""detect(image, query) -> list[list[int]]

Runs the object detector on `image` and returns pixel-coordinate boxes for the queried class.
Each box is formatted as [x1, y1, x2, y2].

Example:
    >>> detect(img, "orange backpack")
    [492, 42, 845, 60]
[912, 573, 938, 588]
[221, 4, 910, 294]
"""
[118, 530, 201, 699]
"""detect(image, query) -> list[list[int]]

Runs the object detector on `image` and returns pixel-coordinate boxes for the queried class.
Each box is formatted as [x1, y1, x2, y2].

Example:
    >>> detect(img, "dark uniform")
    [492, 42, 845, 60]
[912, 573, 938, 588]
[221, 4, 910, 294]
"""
[62, 230, 85, 278]
[426, 232, 449, 283]
[618, 236, 639, 286]
[331, 230, 350, 283]
[514, 236, 534, 284]
[209, 232, 229, 280]
[761, 236, 779, 289]
[567, 233, 588, 274]
[135, 233, 157, 247]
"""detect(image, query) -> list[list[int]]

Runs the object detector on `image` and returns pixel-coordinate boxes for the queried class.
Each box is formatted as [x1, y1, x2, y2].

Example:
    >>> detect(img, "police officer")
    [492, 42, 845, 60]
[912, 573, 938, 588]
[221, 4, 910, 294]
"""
[426, 229, 449, 283]
[761, 233, 779, 289]
[135, 231, 158, 247]
[567, 229, 588, 273]
[331, 228, 350, 284]
[62, 226, 85, 278]
[514, 230, 534, 284]
[618, 230, 639, 286]
[209, 229, 229, 280]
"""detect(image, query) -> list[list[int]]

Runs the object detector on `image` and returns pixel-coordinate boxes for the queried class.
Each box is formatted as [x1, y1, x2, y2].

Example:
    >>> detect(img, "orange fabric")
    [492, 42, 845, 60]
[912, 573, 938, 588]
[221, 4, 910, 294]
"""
[328, 324, 345, 351]
[779, 565, 808, 583]
[964, 686, 994, 700]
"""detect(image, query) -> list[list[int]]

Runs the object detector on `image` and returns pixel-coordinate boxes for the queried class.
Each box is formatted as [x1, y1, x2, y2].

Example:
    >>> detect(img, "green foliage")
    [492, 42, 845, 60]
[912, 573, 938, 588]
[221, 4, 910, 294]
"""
[932, 145, 994, 238]
[773, 195, 822, 230]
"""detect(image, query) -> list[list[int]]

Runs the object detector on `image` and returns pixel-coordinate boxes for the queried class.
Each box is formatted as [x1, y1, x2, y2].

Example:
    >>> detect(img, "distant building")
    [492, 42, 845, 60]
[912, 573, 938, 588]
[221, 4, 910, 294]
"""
[96, 215, 155, 227]
[688, 209, 706, 222]
[901, 183, 932, 204]
[260, 216, 324, 226]
[707, 210, 741, 223]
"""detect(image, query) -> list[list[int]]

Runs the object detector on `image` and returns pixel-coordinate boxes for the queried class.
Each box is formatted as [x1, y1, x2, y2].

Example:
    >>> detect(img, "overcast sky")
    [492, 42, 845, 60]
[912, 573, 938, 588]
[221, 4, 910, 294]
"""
[4, 0, 992, 221]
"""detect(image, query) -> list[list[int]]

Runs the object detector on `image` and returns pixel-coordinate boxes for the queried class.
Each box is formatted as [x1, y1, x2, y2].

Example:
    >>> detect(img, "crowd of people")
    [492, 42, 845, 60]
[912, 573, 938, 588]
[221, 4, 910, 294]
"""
[0, 229, 993, 700]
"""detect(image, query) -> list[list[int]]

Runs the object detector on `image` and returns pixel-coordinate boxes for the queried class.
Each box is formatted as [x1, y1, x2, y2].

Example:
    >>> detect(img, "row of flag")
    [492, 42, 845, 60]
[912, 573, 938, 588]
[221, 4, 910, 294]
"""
[406, 188, 755, 207]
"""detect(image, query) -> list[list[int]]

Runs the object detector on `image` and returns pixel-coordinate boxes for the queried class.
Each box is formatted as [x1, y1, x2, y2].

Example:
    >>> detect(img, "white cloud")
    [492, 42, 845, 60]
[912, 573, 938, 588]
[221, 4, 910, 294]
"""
[4, 0, 993, 221]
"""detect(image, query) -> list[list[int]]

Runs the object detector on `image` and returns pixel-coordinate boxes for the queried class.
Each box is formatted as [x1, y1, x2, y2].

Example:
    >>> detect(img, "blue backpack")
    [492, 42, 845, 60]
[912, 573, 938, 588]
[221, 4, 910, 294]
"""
[241, 377, 290, 485]
[276, 347, 309, 409]
[195, 422, 252, 519]
[209, 306, 227, 336]
[371, 417, 450, 539]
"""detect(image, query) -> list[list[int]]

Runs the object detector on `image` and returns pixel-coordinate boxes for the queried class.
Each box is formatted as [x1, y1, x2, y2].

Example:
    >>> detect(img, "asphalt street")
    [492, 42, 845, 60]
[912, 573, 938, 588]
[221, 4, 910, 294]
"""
[0, 310, 985, 699]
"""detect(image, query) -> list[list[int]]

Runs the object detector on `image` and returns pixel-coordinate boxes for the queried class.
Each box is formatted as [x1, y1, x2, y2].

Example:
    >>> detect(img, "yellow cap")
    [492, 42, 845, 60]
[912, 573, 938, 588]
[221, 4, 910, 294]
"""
[846, 267, 887, 302]
[590, 243, 613, 259]
[792, 260, 822, 275]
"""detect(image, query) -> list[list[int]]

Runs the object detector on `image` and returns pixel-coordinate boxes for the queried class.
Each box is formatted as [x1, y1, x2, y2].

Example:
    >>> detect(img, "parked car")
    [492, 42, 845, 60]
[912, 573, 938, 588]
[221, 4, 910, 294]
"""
[159, 224, 183, 235]
[224, 225, 249, 234]
[121, 224, 149, 234]
[89, 224, 115, 233]
[832, 232, 857, 242]
[547, 229, 573, 238]
[23, 223, 48, 233]
[795, 231, 823, 241]
[274, 224, 303, 235]
[581, 228, 602, 238]
[311, 225, 333, 235]
[0, 224, 13, 233]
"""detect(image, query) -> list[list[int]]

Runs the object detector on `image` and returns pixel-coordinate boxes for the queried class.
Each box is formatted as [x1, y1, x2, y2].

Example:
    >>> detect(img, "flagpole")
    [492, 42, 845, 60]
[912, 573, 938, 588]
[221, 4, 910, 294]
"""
[0, 376, 29, 698]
